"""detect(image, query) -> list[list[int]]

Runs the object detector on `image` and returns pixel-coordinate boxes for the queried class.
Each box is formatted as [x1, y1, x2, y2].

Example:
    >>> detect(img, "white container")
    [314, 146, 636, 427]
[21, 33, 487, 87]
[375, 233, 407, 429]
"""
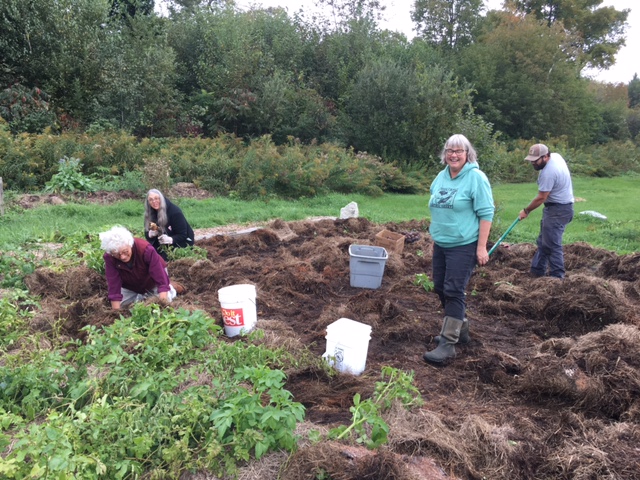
[217, 284, 257, 337]
[323, 318, 372, 375]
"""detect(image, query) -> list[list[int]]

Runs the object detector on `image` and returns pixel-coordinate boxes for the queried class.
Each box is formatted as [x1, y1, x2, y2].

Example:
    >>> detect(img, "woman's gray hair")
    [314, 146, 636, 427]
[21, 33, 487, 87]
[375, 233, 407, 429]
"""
[144, 189, 168, 232]
[99, 226, 134, 253]
[439, 134, 478, 165]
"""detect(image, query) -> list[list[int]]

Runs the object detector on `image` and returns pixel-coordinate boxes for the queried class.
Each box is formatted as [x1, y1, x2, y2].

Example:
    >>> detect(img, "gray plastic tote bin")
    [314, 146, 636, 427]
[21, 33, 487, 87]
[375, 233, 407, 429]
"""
[349, 245, 388, 289]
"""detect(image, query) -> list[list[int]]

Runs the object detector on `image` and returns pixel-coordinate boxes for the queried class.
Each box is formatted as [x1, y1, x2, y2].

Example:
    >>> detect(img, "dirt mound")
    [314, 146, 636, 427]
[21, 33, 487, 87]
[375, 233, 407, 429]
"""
[15, 184, 211, 210]
[24, 218, 640, 479]
[168, 182, 212, 199]
[17, 191, 141, 209]
[519, 324, 640, 420]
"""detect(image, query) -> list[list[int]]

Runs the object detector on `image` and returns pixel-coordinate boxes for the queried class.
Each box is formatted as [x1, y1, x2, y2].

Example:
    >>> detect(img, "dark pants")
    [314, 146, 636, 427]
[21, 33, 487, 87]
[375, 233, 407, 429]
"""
[531, 203, 574, 278]
[432, 242, 477, 320]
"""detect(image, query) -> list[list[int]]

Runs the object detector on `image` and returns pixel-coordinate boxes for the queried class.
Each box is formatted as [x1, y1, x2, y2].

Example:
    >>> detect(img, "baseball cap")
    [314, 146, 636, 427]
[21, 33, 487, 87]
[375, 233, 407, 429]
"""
[525, 144, 549, 161]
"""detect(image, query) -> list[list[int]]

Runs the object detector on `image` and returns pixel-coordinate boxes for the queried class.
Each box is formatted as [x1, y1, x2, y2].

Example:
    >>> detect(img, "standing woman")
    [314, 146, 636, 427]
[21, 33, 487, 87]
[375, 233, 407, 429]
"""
[424, 134, 495, 364]
[144, 189, 195, 260]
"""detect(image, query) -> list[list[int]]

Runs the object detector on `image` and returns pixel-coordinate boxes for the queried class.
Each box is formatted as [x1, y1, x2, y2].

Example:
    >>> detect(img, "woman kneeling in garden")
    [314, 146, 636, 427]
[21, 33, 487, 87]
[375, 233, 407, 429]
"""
[100, 225, 177, 310]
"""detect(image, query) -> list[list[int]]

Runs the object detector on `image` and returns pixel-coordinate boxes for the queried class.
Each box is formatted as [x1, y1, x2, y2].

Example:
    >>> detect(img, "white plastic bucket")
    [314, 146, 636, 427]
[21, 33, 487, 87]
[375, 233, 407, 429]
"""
[322, 318, 372, 375]
[217, 284, 257, 337]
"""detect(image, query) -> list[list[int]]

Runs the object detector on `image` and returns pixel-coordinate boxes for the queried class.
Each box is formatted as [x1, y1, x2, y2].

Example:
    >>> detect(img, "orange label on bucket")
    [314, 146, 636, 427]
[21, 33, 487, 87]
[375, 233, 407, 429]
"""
[221, 307, 244, 327]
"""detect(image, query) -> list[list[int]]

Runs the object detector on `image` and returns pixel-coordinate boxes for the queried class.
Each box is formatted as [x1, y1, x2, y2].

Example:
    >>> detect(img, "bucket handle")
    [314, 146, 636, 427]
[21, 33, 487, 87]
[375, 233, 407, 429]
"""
[219, 297, 257, 306]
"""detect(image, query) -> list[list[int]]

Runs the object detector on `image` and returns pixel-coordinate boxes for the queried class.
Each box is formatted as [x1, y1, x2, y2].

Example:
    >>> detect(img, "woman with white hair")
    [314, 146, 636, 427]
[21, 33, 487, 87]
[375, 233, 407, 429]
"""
[144, 189, 194, 261]
[100, 226, 177, 310]
[423, 134, 494, 364]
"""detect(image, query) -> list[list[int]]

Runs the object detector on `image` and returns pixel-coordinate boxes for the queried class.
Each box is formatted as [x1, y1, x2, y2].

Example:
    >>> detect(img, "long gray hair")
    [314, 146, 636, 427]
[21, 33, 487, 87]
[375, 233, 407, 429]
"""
[144, 189, 168, 233]
[439, 134, 478, 165]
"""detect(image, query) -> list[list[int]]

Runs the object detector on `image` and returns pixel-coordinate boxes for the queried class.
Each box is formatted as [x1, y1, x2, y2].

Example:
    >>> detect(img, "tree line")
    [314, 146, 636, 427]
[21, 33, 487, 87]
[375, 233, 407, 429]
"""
[1, 0, 639, 168]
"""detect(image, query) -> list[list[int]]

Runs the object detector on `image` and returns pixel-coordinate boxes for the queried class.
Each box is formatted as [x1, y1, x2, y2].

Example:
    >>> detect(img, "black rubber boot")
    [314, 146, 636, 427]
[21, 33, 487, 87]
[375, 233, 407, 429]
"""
[435, 318, 470, 344]
[423, 316, 464, 364]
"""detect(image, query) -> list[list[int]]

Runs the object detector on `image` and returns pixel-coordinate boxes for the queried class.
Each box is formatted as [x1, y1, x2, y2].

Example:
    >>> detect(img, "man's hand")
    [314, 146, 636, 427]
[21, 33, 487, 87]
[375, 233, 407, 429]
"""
[158, 234, 173, 245]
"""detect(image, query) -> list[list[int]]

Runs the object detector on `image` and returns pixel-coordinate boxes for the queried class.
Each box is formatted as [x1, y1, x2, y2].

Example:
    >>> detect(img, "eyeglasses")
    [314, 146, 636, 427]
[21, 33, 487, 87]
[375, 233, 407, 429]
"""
[445, 149, 466, 156]
[110, 247, 131, 259]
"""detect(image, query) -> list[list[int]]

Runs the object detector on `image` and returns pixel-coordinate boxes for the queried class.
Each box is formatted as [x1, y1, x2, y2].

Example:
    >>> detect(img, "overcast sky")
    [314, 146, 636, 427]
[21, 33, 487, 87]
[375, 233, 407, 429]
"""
[232, 0, 638, 84]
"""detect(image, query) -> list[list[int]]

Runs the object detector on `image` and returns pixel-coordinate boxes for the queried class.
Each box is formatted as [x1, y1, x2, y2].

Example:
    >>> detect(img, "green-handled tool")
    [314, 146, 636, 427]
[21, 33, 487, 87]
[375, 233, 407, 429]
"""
[488, 217, 520, 256]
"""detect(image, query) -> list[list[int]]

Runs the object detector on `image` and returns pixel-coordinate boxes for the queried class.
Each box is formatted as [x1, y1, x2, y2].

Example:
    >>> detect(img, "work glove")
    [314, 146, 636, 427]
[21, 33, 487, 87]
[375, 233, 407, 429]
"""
[158, 234, 173, 245]
[148, 229, 159, 238]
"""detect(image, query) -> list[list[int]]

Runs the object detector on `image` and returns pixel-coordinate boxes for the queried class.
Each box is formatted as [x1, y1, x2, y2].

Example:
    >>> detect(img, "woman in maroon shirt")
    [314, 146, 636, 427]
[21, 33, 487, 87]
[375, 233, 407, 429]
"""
[99, 226, 176, 310]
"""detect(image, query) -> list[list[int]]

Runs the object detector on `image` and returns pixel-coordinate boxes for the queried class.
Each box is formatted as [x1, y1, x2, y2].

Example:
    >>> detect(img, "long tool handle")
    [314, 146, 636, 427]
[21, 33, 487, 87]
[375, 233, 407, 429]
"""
[488, 217, 520, 256]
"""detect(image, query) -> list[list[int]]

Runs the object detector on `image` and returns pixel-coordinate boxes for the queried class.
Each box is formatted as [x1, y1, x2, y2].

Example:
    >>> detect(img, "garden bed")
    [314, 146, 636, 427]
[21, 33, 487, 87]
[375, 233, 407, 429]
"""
[21, 216, 640, 479]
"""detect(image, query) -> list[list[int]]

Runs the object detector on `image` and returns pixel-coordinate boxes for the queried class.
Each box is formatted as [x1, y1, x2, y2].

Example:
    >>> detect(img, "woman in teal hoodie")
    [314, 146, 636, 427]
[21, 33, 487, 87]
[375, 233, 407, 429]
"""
[424, 134, 494, 364]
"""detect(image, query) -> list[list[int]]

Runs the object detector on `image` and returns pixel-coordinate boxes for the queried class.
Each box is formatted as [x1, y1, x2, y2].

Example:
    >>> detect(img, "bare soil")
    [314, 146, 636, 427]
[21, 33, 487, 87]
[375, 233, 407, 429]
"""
[20, 190, 640, 479]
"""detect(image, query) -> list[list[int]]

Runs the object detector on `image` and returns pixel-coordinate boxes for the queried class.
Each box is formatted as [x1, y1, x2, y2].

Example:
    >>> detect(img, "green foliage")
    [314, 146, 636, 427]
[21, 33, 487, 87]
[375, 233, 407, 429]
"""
[412, 0, 483, 50]
[93, 168, 147, 195]
[0, 305, 307, 478]
[165, 245, 208, 261]
[57, 230, 106, 274]
[410, 64, 475, 167]
[328, 392, 390, 448]
[0, 84, 57, 134]
[511, 0, 629, 70]
[459, 15, 594, 143]
[374, 366, 424, 410]
[0, 248, 40, 289]
[95, 14, 181, 136]
[141, 156, 171, 192]
[413, 273, 434, 292]
[628, 107, 640, 142]
[326, 367, 422, 448]
[629, 74, 640, 109]
[342, 58, 417, 160]
[0, 291, 36, 351]
[0, 0, 635, 159]
[254, 70, 336, 144]
[234, 136, 425, 199]
[44, 156, 97, 194]
[0, 130, 146, 191]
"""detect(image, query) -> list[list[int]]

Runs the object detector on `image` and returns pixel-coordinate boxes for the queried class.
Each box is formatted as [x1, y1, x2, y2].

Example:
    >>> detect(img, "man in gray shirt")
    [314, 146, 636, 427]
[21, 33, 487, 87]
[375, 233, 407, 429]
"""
[518, 144, 574, 278]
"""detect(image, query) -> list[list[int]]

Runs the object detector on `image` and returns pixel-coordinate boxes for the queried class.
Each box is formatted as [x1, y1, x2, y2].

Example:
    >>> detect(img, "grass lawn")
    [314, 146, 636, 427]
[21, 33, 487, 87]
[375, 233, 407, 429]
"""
[0, 176, 638, 253]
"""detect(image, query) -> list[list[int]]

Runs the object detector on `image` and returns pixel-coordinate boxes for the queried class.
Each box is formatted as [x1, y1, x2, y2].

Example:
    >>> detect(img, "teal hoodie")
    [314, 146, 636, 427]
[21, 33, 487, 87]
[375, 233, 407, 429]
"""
[429, 162, 494, 248]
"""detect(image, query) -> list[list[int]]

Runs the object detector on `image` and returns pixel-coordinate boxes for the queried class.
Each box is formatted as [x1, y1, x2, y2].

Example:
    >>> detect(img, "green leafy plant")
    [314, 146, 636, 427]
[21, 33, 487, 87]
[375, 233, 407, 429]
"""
[326, 367, 422, 449]
[44, 157, 96, 194]
[93, 168, 146, 195]
[0, 248, 40, 289]
[56, 231, 105, 273]
[0, 84, 56, 134]
[0, 291, 36, 351]
[0, 304, 307, 478]
[374, 366, 424, 410]
[165, 245, 208, 261]
[413, 273, 434, 292]
[328, 393, 389, 448]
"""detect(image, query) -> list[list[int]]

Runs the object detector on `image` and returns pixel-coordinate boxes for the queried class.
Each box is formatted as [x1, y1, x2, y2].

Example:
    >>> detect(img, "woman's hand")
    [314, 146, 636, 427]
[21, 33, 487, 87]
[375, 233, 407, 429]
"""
[148, 229, 159, 238]
[477, 246, 489, 266]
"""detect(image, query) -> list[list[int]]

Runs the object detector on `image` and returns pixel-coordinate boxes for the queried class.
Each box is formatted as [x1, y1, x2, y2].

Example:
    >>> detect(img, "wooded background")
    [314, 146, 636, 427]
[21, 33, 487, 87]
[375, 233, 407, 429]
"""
[1, 0, 639, 170]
